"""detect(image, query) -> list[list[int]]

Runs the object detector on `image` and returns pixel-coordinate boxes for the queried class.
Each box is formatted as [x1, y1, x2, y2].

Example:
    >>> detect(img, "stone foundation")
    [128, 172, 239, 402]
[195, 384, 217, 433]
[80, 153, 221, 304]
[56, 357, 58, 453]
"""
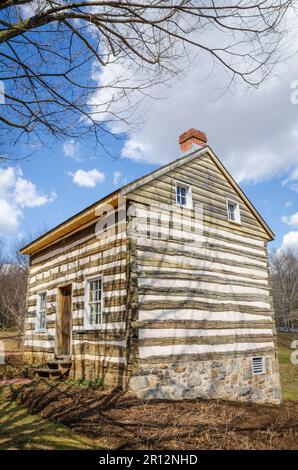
[129, 354, 282, 404]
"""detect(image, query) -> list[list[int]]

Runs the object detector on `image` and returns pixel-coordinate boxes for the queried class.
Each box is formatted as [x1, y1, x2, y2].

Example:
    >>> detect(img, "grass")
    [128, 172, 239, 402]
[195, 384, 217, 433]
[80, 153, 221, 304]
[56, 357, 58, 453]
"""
[0, 329, 296, 450]
[0, 388, 105, 450]
[277, 332, 298, 401]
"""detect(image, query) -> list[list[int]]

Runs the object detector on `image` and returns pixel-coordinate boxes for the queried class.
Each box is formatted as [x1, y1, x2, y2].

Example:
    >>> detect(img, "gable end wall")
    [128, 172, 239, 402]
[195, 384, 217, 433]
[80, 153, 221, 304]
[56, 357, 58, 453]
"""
[126, 152, 281, 403]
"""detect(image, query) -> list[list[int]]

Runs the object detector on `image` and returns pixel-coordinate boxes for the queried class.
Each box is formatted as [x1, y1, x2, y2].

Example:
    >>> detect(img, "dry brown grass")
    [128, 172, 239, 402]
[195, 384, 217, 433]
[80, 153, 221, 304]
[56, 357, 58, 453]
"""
[16, 381, 298, 450]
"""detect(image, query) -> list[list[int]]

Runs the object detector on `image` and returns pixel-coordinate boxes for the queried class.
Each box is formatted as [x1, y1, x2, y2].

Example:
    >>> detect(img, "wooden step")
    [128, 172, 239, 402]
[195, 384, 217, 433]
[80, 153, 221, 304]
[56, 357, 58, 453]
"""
[47, 360, 72, 370]
[34, 368, 63, 379]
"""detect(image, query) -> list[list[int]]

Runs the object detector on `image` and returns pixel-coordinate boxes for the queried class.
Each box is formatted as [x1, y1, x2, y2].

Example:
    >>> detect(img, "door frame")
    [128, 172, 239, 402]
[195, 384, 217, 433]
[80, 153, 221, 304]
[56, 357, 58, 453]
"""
[55, 283, 72, 357]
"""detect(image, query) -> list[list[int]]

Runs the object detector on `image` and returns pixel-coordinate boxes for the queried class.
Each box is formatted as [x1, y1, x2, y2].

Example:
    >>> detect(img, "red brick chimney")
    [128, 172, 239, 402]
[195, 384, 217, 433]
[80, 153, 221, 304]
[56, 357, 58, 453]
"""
[179, 128, 207, 153]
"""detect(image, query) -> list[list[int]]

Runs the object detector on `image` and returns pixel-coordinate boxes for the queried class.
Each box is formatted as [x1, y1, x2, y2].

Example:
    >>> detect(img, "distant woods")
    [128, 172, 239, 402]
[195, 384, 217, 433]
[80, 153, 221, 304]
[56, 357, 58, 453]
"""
[271, 249, 298, 332]
[0, 239, 29, 348]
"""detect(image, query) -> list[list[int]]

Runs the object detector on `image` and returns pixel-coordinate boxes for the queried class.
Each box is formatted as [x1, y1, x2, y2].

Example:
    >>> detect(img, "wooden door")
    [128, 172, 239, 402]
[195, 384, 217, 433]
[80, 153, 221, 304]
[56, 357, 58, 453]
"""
[56, 285, 72, 356]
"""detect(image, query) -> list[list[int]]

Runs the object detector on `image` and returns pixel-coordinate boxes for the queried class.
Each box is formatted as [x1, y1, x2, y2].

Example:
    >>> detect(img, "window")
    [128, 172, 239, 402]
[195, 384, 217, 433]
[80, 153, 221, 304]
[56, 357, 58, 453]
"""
[175, 181, 192, 208]
[36, 292, 47, 332]
[252, 357, 265, 376]
[85, 277, 103, 328]
[226, 199, 241, 224]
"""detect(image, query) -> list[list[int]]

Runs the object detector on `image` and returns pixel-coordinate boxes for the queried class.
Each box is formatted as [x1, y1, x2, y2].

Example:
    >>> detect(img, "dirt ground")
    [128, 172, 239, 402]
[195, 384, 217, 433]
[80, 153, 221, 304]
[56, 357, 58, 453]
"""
[15, 381, 298, 450]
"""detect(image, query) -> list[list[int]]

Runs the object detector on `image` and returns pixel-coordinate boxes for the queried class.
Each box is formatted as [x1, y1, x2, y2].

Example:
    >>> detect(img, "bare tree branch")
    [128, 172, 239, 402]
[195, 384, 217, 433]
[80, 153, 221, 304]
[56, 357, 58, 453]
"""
[0, 0, 293, 150]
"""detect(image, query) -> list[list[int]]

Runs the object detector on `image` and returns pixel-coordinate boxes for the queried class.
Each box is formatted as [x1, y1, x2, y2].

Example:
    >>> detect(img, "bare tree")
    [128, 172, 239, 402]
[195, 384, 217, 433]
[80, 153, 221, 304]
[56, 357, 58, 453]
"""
[0, 263, 27, 348]
[271, 248, 298, 332]
[0, 1, 293, 150]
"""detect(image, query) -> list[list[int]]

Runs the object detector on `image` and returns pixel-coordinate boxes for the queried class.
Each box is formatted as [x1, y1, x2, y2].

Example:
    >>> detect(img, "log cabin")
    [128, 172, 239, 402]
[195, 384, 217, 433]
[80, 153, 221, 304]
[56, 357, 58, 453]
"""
[20, 128, 282, 404]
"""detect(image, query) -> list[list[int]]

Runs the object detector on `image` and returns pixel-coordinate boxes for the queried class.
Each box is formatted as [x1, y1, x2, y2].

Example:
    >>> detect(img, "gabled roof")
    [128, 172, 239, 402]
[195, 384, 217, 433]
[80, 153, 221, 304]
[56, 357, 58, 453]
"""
[20, 144, 274, 255]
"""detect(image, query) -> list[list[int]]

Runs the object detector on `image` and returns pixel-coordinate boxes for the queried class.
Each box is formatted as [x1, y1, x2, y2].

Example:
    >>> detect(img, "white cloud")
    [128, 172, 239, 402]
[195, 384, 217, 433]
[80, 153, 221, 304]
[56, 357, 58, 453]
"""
[285, 200, 293, 208]
[69, 169, 105, 187]
[14, 179, 57, 208]
[279, 231, 298, 254]
[88, 22, 298, 185]
[0, 166, 56, 234]
[0, 199, 20, 233]
[63, 139, 82, 162]
[282, 212, 298, 227]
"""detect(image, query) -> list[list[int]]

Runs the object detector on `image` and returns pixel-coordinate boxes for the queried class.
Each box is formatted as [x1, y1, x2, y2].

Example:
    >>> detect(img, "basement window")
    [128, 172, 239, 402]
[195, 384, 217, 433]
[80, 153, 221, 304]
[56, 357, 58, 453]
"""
[226, 199, 241, 224]
[252, 357, 266, 376]
[36, 292, 47, 332]
[175, 181, 192, 208]
[85, 277, 103, 328]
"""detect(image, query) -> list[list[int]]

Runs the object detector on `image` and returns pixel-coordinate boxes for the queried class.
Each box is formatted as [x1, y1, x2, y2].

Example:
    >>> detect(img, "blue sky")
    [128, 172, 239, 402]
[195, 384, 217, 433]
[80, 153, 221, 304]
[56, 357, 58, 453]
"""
[1, 45, 298, 256]
[0, 130, 297, 256]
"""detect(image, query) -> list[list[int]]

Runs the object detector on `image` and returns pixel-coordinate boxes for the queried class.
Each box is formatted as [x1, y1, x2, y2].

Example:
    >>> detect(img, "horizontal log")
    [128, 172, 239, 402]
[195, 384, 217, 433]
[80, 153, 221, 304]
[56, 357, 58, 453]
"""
[31, 222, 127, 266]
[137, 278, 269, 295]
[137, 270, 268, 285]
[138, 334, 274, 347]
[136, 245, 266, 269]
[139, 347, 274, 364]
[139, 341, 274, 359]
[138, 288, 270, 303]
[138, 306, 272, 320]
[135, 320, 274, 329]
[28, 254, 127, 294]
[72, 343, 126, 357]
[73, 331, 126, 341]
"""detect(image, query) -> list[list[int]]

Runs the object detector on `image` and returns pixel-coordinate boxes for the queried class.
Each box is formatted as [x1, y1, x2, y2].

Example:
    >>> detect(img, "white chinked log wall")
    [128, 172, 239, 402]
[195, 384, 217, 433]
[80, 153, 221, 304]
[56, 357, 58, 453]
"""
[126, 152, 281, 404]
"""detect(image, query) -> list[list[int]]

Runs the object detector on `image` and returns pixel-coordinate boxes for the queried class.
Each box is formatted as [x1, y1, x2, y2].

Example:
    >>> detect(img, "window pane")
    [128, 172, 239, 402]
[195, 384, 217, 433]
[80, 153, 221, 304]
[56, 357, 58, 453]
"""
[87, 279, 102, 326]
[228, 203, 236, 221]
[177, 186, 187, 206]
[39, 312, 46, 330]
[40, 293, 47, 310]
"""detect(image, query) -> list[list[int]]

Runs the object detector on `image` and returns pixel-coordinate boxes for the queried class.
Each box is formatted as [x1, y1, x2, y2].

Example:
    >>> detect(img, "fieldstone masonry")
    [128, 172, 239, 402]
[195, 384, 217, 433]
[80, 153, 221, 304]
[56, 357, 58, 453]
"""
[129, 354, 282, 404]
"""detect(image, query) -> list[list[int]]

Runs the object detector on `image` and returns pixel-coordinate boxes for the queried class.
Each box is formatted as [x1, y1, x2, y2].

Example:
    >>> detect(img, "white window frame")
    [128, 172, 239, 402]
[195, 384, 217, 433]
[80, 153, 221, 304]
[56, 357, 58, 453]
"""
[175, 180, 193, 209]
[252, 356, 266, 376]
[226, 198, 241, 224]
[84, 276, 104, 329]
[36, 291, 47, 332]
